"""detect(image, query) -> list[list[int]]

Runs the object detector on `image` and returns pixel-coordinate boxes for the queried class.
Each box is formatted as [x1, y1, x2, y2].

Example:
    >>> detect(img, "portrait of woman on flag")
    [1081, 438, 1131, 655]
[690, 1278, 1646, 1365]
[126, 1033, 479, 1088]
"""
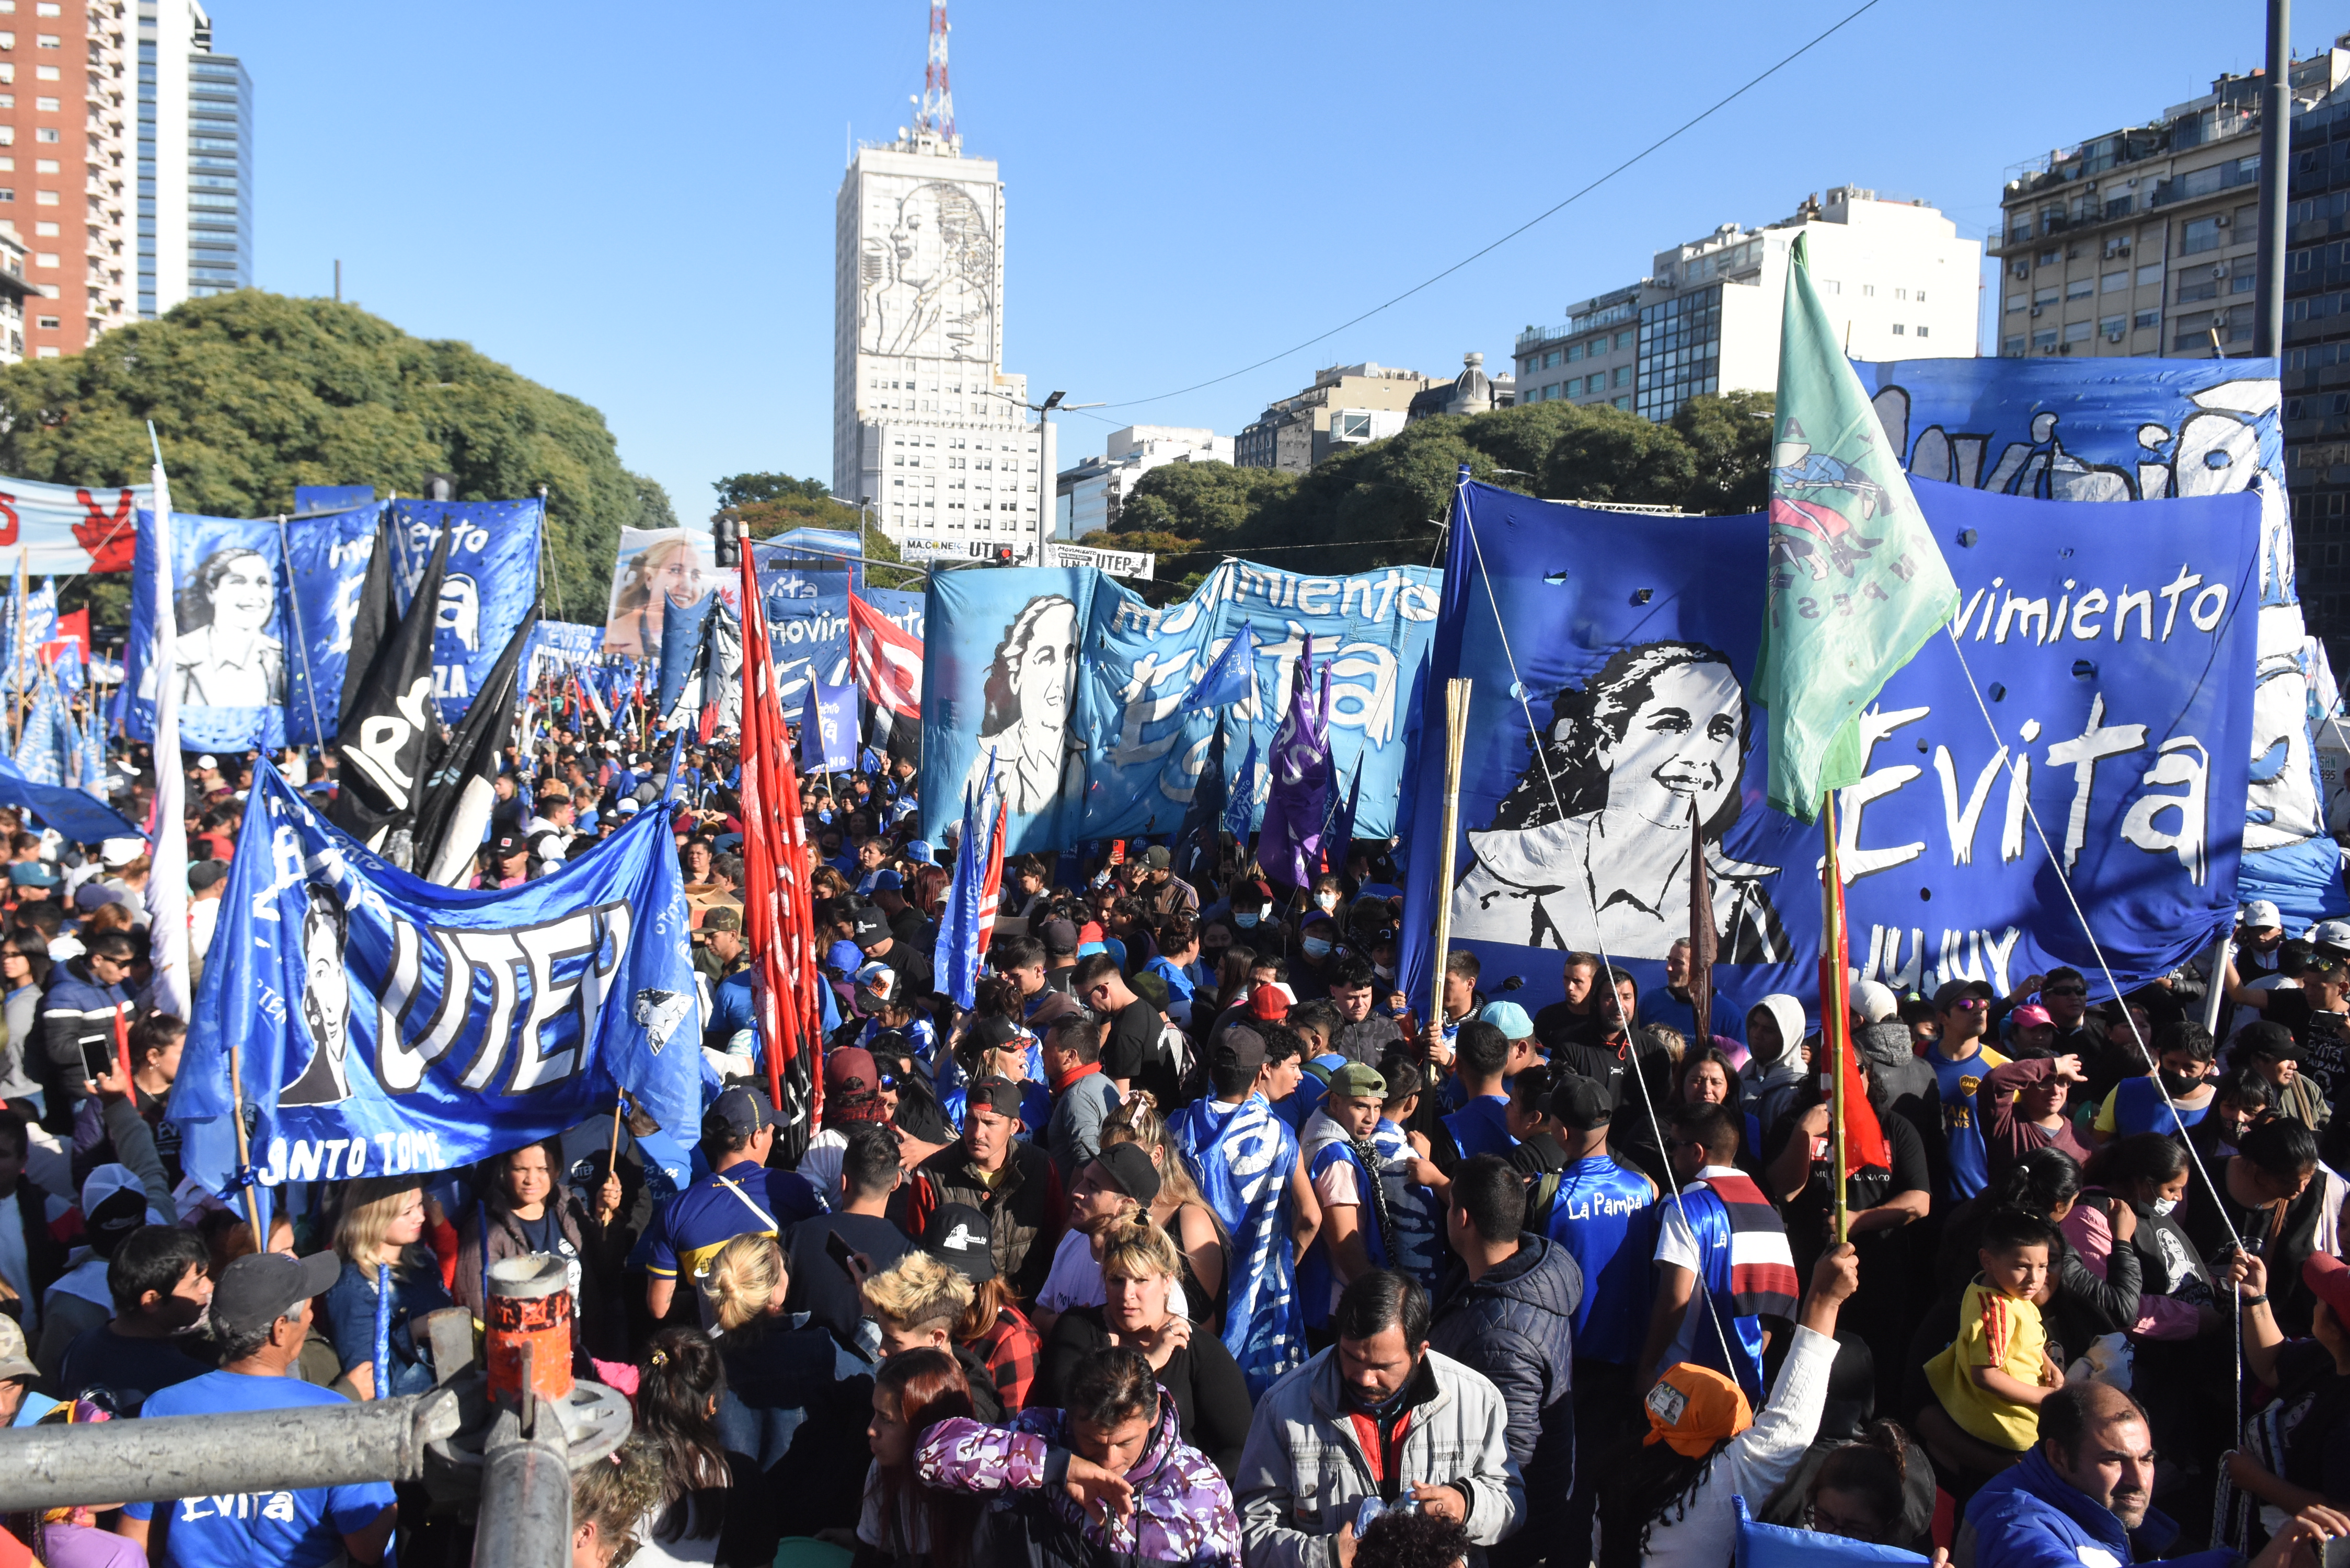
[1449, 638, 1788, 962]
[964, 593, 1080, 818]
[162, 545, 286, 708]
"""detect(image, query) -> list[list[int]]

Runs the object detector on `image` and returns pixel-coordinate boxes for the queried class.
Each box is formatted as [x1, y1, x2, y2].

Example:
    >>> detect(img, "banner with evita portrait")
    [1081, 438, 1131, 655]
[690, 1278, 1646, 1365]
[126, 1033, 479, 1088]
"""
[1397, 478, 2263, 1034]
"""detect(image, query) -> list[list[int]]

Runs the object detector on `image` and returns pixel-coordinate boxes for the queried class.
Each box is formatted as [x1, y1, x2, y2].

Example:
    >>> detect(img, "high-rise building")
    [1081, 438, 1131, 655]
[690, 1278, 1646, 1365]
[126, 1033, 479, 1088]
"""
[137, 0, 249, 319]
[2282, 56, 2350, 657]
[0, 0, 132, 356]
[1053, 425, 1233, 539]
[832, 4, 1052, 560]
[1990, 47, 2350, 364]
[1513, 187, 1978, 426]
[1233, 364, 1435, 472]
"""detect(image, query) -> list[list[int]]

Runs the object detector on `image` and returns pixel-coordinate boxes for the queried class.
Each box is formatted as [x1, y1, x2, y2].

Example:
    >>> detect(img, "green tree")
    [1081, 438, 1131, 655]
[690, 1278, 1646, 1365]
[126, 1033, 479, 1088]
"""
[1671, 389, 1775, 514]
[1537, 403, 1698, 504]
[1115, 460, 1295, 543]
[0, 290, 640, 620]
[628, 470, 678, 532]
[714, 472, 830, 510]
[1234, 419, 1518, 577]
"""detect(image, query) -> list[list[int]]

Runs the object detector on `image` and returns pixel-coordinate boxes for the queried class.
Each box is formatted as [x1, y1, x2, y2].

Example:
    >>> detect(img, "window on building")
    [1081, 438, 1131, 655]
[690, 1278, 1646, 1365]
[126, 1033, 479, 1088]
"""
[1613, 366, 1629, 387]
[2067, 278, 2094, 299]
[1614, 396, 1631, 410]
[30, 221, 49, 236]
[2181, 217, 2222, 255]
[1892, 323, 1906, 335]
[2038, 249, 2059, 266]
[1862, 284, 1876, 296]
[1565, 342, 1582, 363]
[33, 315, 53, 329]
[31, 4, 52, 14]
[2034, 286, 2058, 307]
[2033, 328, 2058, 349]
[2004, 334, 2026, 356]
[2233, 272, 2256, 294]
[2063, 319, 2093, 343]
[1917, 325, 1930, 338]
[32, 33, 53, 48]
[1894, 287, 1908, 301]
[2099, 315, 2126, 337]
[32, 128, 52, 142]
[2006, 293, 2025, 313]
[2102, 270, 2128, 292]
[1542, 350, 1559, 368]
[2135, 308, 2161, 330]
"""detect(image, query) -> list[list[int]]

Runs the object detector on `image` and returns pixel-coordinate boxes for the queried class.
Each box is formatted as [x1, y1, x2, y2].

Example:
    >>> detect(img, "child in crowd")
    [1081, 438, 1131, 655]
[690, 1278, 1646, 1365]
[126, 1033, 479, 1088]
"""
[1926, 1207, 2065, 1454]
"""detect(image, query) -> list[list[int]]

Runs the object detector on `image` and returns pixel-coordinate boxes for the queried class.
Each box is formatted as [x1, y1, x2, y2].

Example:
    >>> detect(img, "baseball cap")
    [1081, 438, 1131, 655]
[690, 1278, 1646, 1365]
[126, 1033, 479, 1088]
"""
[1216, 1025, 1268, 1072]
[850, 908, 890, 947]
[701, 906, 741, 933]
[966, 1075, 1023, 1120]
[0, 1314, 34, 1382]
[1040, 919, 1078, 956]
[2313, 918, 2350, 952]
[1143, 845, 1171, 871]
[73, 883, 113, 914]
[1848, 978, 1899, 1025]
[1076, 941, 1109, 959]
[1246, 984, 1290, 1023]
[98, 838, 142, 869]
[703, 1086, 776, 1139]
[79, 1164, 156, 1257]
[904, 841, 936, 866]
[923, 1203, 998, 1282]
[2308, 1252, 2350, 1329]
[970, 1015, 1021, 1054]
[1327, 1062, 1387, 1100]
[1933, 978, 1994, 1011]
[1095, 1140, 1162, 1205]
[491, 832, 525, 859]
[1480, 1000, 1534, 1040]
[2243, 900, 2285, 931]
[854, 961, 896, 998]
[1548, 1075, 1613, 1131]
[211, 1249, 342, 1340]
[825, 939, 865, 975]
[616, 797, 641, 817]
[1643, 1362, 1753, 1458]
[870, 869, 904, 893]
[187, 860, 227, 892]
[9, 862, 57, 888]
[825, 1046, 878, 1092]
[2012, 1002, 2054, 1030]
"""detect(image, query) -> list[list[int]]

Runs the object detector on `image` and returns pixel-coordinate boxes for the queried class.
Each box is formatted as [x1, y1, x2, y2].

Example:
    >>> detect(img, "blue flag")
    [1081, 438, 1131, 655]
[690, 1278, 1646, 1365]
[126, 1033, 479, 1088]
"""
[0, 750, 140, 844]
[1170, 1094, 1305, 1396]
[1185, 619, 1259, 711]
[170, 759, 704, 1198]
[13, 673, 66, 785]
[931, 769, 995, 1011]
[1224, 729, 1262, 839]
[1176, 717, 1228, 889]
[798, 681, 855, 775]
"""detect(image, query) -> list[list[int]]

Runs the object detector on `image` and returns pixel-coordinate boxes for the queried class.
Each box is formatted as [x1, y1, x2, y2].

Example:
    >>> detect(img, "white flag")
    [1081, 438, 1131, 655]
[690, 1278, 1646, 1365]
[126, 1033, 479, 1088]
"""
[143, 426, 189, 1020]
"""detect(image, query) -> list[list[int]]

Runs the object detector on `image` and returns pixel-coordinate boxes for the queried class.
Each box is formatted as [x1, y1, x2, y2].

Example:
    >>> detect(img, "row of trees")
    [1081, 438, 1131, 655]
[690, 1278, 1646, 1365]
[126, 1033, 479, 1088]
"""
[1110, 391, 1775, 597]
[0, 292, 676, 625]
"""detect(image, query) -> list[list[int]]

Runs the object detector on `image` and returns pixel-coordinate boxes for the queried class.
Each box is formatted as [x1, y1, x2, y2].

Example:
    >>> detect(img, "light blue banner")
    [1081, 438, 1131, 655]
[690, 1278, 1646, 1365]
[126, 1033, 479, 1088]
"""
[799, 681, 856, 775]
[918, 560, 1439, 855]
[170, 760, 704, 1195]
[387, 499, 546, 725]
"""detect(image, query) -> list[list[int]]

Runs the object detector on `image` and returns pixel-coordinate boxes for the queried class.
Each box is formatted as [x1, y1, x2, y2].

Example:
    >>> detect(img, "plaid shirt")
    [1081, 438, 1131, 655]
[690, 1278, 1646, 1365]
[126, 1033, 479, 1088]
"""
[973, 1304, 1041, 1413]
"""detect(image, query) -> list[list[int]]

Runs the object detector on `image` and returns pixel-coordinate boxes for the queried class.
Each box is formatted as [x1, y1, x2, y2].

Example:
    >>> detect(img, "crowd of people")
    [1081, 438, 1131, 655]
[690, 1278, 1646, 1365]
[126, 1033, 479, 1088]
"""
[10, 716, 2350, 1568]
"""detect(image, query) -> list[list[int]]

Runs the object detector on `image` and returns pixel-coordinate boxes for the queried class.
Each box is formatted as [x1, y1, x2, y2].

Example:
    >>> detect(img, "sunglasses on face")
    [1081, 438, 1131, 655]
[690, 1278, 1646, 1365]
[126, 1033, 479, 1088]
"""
[2045, 986, 2087, 998]
[1945, 997, 1988, 1012]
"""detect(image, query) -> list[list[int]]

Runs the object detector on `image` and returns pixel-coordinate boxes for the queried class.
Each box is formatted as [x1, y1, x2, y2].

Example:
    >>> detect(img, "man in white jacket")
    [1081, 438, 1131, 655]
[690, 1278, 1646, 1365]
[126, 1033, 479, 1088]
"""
[1599, 1241, 1860, 1568]
[1235, 1269, 1523, 1567]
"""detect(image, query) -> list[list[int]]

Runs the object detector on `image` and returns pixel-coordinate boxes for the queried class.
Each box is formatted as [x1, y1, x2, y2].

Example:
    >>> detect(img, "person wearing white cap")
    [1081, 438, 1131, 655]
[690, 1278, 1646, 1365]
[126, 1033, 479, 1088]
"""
[2211, 900, 2298, 1042]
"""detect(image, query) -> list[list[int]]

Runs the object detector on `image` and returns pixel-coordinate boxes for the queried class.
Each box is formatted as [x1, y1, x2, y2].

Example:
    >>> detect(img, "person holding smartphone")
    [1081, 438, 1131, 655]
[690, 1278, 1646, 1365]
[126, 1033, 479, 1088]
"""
[2227, 945, 2350, 1107]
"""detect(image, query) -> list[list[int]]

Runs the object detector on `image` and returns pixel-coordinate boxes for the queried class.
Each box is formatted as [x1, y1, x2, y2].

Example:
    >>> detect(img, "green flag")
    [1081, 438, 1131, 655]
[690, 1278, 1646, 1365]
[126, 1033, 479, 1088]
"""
[1753, 231, 1960, 823]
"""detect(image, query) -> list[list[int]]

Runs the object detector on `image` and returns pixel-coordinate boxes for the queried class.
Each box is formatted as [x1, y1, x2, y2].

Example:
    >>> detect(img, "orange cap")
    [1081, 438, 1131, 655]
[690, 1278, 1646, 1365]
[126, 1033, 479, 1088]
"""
[1642, 1363, 1753, 1458]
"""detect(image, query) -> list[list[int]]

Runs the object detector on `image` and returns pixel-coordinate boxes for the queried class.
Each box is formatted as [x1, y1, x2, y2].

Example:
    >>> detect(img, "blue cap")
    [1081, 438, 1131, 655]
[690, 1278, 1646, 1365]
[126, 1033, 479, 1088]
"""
[871, 869, 903, 892]
[1479, 1000, 1534, 1040]
[904, 840, 936, 865]
[10, 861, 57, 888]
[825, 939, 864, 974]
[1077, 941, 1108, 958]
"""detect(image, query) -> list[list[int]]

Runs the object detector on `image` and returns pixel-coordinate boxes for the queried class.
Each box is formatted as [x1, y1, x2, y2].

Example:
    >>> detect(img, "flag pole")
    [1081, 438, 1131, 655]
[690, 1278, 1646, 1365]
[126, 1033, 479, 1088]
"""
[1427, 678, 1473, 1034]
[224, 1041, 264, 1240]
[1823, 792, 1849, 1246]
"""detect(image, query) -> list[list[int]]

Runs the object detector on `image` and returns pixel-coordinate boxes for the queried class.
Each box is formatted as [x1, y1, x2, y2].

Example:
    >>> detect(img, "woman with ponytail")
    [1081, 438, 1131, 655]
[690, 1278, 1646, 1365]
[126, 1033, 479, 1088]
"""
[630, 1325, 775, 1568]
[698, 1235, 843, 1471]
[1803, 1421, 1936, 1549]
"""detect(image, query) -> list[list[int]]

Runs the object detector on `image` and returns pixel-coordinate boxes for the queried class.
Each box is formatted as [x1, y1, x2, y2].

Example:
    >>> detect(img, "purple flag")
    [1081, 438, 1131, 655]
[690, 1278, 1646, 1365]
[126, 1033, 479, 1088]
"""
[1257, 636, 1332, 890]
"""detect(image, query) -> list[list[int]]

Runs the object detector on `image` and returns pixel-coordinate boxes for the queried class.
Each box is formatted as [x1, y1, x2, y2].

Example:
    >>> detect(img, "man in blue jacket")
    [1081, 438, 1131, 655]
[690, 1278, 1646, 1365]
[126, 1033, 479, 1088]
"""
[1967, 1382, 2348, 1568]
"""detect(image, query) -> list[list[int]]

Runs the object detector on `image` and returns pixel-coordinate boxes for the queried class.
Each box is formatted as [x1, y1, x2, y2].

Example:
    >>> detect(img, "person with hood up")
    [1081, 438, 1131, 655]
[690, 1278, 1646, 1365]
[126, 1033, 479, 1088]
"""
[1425, 1154, 1581, 1568]
[1851, 979, 1936, 1151]
[1740, 994, 1810, 1158]
[916, 1344, 1241, 1566]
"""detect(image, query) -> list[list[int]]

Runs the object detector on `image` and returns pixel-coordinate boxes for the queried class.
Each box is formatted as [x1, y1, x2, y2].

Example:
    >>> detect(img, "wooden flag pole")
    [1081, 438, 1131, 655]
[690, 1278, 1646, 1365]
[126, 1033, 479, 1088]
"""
[224, 1042, 265, 1241]
[1427, 678, 1473, 1035]
[1823, 793, 1850, 1246]
[607, 1091, 629, 1182]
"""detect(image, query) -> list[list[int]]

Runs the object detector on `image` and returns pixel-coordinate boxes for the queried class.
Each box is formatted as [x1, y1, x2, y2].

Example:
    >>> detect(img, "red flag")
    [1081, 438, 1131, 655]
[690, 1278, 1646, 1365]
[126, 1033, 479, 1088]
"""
[975, 796, 1008, 956]
[54, 609, 88, 662]
[848, 594, 924, 719]
[1819, 846, 1891, 1172]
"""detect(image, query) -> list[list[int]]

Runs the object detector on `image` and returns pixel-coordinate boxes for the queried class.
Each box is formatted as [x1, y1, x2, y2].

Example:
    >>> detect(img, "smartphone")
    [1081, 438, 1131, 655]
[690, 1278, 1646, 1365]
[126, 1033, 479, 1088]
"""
[825, 1229, 858, 1276]
[80, 1034, 114, 1084]
[1109, 839, 1126, 867]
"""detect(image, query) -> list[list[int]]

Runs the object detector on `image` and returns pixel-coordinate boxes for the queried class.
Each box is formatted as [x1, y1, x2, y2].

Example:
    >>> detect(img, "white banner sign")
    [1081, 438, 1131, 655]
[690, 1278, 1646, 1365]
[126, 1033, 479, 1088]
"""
[1045, 541, 1155, 581]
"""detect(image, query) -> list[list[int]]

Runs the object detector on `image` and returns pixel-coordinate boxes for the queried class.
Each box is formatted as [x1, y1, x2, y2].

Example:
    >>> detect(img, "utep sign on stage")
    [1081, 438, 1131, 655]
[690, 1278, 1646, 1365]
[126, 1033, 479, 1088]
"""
[1397, 478, 2262, 1030]
[169, 760, 704, 1194]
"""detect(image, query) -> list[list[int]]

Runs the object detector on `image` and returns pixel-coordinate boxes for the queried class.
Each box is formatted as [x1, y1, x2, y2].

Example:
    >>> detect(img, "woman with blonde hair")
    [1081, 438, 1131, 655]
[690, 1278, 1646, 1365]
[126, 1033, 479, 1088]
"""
[1101, 1094, 1229, 1325]
[321, 1176, 456, 1399]
[571, 1438, 665, 1568]
[1033, 1219, 1253, 1479]
[861, 1249, 1005, 1422]
[604, 535, 707, 659]
[695, 1235, 840, 1472]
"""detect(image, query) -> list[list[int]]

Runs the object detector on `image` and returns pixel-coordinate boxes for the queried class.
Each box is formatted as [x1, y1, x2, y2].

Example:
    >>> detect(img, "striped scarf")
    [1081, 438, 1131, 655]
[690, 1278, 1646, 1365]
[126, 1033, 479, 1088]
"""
[1691, 1169, 1799, 1321]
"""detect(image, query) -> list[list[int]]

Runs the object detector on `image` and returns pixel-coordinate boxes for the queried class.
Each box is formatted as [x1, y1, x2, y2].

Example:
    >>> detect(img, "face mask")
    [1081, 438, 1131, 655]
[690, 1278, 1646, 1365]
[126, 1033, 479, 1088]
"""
[1303, 938, 1332, 959]
[2151, 1197, 2180, 1218]
[1236, 913, 1260, 929]
[1374, 964, 1395, 981]
[2158, 1070, 2200, 1098]
[1315, 893, 1338, 911]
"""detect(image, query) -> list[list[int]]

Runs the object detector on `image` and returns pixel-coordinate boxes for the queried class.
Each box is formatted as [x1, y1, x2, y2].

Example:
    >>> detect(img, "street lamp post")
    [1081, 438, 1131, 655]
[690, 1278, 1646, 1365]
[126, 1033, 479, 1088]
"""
[985, 388, 1103, 565]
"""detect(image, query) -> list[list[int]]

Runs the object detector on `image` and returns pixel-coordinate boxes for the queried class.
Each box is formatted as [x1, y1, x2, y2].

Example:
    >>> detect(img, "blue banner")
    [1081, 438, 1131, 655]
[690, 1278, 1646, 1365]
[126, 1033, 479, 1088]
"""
[387, 499, 545, 725]
[1399, 479, 2262, 1030]
[766, 587, 851, 714]
[799, 681, 855, 775]
[1855, 354, 2337, 922]
[919, 560, 1439, 856]
[656, 588, 713, 718]
[863, 586, 925, 641]
[170, 760, 704, 1195]
[522, 620, 603, 690]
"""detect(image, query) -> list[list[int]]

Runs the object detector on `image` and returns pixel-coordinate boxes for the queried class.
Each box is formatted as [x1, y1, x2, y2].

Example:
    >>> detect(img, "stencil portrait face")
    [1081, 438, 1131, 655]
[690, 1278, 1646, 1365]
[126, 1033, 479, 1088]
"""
[1596, 660, 1744, 831]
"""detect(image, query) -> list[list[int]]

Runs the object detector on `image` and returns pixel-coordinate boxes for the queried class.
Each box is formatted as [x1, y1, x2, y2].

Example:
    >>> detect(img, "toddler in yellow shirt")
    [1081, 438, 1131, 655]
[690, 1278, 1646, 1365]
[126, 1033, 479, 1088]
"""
[1926, 1208, 2065, 1451]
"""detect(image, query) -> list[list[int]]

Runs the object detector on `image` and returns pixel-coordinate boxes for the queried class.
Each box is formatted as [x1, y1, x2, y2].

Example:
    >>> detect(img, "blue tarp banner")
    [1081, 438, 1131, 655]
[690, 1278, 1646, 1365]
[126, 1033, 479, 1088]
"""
[170, 760, 704, 1195]
[124, 504, 379, 752]
[1398, 479, 2262, 1030]
[799, 681, 856, 775]
[863, 586, 926, 641]
[1734, 1496, 1924, 1568]
[386, 499, 545, 725]
[0, 750, 141, 844]
[1854, 354, 2339, 923]
[919, 560, 1439, 855]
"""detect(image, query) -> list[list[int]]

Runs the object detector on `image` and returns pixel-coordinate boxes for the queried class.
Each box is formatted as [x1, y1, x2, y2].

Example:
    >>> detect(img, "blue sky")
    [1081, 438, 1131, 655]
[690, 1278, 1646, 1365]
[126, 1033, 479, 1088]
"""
[215, 0, 2341, 521]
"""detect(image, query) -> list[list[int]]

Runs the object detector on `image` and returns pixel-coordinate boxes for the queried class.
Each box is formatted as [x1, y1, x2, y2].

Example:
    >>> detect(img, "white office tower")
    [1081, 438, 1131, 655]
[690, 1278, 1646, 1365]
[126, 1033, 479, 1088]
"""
[831, 3, 1052, 562]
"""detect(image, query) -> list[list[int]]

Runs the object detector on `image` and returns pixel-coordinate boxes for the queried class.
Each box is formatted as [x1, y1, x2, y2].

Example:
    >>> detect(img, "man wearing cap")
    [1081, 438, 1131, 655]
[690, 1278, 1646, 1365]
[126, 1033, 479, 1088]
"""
[1298, 1063, 1414, 1335]
[120, 1249, 399, 1568]
[910, 1076, 1063, 1301]
[470, 833, 530, 891]
[643, 1087, 823, 1321]
[1539, 1074, 1659, 1568]
[37, 1164, 178, 1379]
[863, 869, 924, 955]
[1169, 1025, 1318, 1396]
[1928, 978, 2009, 1205]
[1235, 1269, 1522, 1566]
[2228, 941, 2350, 1105]
[851, 901, 933, 1000]
[693, 905, 746, 985]
[1133, 843, 1198, 922]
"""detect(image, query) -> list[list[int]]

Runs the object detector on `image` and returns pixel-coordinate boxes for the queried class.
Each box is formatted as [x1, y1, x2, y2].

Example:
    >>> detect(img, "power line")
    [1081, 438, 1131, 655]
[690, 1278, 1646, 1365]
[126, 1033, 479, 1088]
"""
[1096, 0, 1890, 412]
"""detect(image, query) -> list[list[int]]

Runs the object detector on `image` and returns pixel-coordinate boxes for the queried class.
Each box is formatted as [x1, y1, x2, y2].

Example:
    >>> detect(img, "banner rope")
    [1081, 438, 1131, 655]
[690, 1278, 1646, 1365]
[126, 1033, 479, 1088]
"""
[1459, 502, 1743, 1378]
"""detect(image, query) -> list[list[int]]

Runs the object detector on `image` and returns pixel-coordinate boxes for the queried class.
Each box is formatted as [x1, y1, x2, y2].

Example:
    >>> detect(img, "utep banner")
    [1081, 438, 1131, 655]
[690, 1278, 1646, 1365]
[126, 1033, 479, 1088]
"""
[920, 560, 1438, 855]
[171, 760, 704, 1194]
[124, 504, 378, 752]
[1856, 354, 2339, 920]
[1398, 479, 2261, 1030]
[386, 500, 544, 724]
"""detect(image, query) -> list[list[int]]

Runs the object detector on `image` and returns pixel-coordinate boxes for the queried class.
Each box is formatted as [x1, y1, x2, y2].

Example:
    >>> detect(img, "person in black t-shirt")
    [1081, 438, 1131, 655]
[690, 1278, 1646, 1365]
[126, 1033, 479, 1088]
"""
[2227, 943, 2350, 1105]
[1071, 953, 1178, 1105]
[784, 1126, 913, 1345]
